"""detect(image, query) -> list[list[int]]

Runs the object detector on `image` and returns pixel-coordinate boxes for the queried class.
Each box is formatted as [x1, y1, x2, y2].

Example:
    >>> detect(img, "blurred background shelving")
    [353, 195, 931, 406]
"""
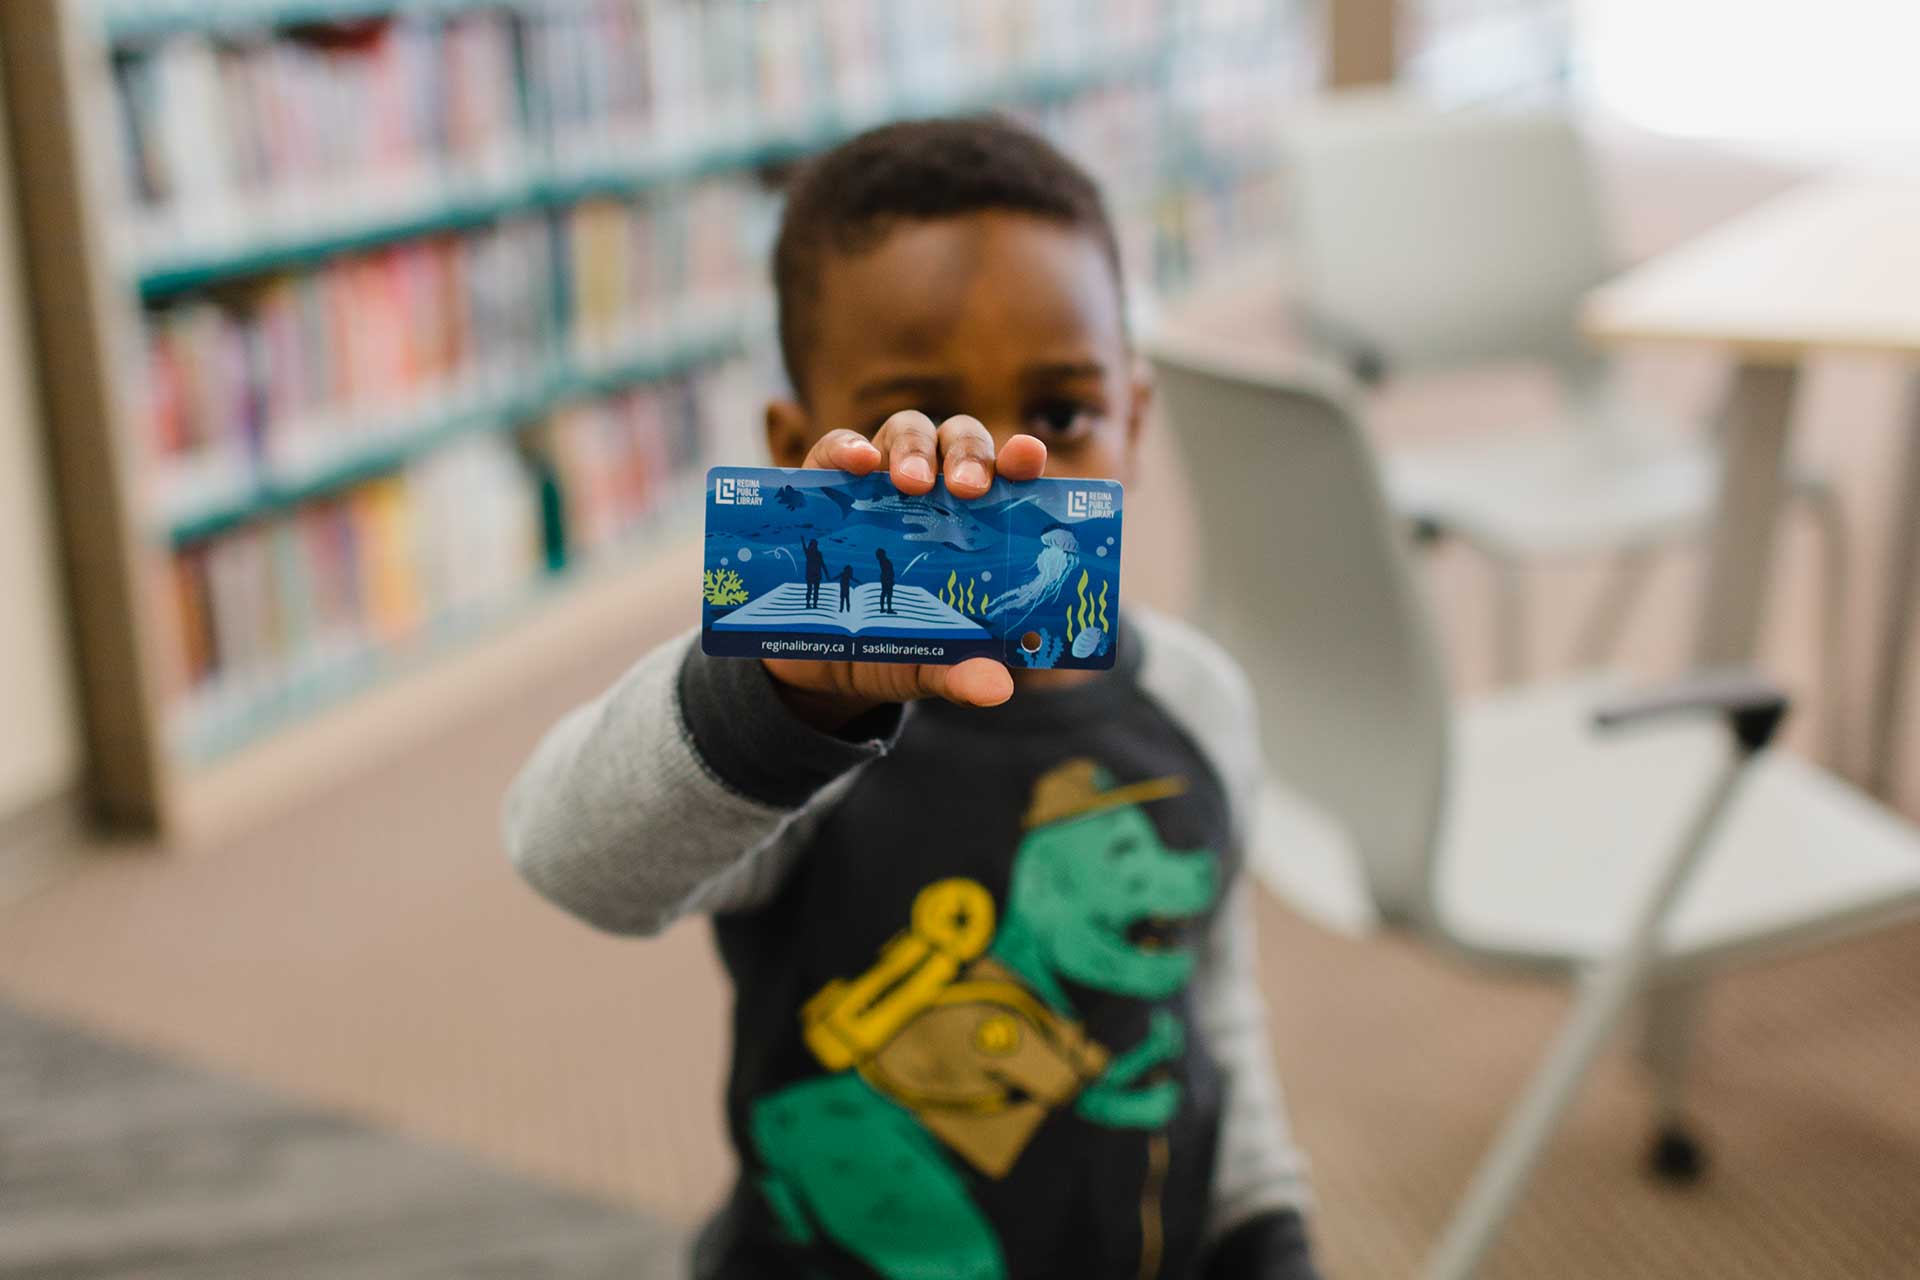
[1, 0, 1333, 837]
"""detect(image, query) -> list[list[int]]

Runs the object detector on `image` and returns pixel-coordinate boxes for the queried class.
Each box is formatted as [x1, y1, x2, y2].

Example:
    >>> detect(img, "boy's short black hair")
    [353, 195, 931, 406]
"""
[772, 115, 1125, 395]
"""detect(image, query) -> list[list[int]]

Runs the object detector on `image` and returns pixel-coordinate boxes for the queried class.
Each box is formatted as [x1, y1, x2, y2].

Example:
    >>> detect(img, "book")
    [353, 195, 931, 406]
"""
[711, 581, 989, 638]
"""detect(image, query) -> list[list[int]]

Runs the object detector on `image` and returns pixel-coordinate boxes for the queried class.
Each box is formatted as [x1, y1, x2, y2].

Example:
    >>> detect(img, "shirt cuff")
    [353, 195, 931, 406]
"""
[676, 647, 904, 808]
[1203, 1209, 1321, 1280]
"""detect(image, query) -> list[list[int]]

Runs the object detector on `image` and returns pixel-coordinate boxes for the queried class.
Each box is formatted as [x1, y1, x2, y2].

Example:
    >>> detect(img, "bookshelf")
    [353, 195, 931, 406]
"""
[2, 0, 1308, 841]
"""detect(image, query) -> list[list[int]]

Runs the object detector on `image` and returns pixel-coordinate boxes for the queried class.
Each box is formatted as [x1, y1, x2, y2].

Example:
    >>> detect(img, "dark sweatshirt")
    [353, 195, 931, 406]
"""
[504, 608, 1318, 1280]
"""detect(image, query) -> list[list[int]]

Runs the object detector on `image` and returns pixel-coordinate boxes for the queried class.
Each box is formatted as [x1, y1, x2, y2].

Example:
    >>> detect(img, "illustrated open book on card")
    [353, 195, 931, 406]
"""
[701, 465, 1124, 668]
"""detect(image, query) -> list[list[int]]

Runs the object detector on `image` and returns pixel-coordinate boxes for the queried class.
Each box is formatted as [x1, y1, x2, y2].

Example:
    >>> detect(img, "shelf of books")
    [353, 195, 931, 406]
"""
[2, 0, 1311, 839]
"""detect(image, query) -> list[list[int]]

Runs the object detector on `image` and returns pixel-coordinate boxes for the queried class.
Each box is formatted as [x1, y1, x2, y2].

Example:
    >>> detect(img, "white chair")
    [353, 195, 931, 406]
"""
[1147, 337, 1920, 1280]
[1279, 91, 1849, 737]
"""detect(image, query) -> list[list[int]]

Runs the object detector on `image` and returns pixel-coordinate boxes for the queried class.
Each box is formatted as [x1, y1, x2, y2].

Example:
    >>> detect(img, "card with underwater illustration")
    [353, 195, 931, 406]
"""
[701, 465, 1123, 668]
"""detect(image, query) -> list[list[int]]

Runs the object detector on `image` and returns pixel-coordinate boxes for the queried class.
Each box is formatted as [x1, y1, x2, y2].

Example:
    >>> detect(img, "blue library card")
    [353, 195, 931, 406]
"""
[701, 466, 1123, 668]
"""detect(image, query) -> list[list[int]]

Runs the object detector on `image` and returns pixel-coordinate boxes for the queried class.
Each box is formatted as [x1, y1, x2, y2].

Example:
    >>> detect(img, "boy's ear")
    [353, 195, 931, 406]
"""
[1125, 360, 1154, 455]
[765, 397, 814, 468]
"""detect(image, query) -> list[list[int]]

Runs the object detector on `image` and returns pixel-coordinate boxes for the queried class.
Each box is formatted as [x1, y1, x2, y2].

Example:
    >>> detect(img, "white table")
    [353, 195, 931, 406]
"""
[1584, 179, 1920, 796]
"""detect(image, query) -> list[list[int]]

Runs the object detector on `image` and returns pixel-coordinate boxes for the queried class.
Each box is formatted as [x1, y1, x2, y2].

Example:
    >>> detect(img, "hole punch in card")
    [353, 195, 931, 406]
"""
[700, 465, 1123, 669]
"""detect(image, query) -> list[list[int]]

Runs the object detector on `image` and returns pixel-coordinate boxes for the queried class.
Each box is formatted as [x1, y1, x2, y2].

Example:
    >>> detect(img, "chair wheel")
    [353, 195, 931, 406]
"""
[1647, 1124, 1708, 1184]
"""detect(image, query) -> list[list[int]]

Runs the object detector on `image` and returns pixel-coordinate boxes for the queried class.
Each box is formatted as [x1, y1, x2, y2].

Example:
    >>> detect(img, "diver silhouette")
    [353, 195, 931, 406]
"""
[802, 538, 825, 609]
[875, 548, 895, 614]
[837, 564, 857, 612]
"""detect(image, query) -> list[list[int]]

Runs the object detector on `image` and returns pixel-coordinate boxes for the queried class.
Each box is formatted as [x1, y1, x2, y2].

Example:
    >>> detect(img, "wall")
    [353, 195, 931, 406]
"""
[0, 61, 78, 819]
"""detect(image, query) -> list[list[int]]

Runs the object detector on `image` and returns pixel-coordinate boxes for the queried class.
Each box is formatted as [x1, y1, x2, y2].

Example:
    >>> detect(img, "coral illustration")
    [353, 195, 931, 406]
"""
[1016, 627, 1064, 669]
[703, 567, 748, 606]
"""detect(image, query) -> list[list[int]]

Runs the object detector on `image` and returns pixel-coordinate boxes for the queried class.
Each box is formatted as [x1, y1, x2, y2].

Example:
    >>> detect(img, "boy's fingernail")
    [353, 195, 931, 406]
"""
[956, 460, 989, 489]
[901, 456, 933, 483]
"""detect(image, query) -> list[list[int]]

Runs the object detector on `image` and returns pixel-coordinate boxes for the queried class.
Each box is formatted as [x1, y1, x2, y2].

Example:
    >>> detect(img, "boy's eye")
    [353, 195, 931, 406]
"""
[1026, 400, 1097, 440]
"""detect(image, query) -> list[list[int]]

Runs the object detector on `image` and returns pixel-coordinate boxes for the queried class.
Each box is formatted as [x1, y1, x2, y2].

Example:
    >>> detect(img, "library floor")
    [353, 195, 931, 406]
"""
[4, 127, 1920, 1278]
[0, 1002, 681, 1279]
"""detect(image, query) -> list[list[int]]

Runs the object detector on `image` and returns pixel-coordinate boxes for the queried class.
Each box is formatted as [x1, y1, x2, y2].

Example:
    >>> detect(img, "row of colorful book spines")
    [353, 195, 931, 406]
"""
[169, 446, 534, 690]
[113, 0, 1159, 103]
[113, 17, 523, 209]
[139, 202, 768, 456]
[142, 223, 555, 456]
[111, 1, 1185, 209]
[169, 377, 709, 689]
[516, 0, 1167, 122]
[520, 0, 1227, 132]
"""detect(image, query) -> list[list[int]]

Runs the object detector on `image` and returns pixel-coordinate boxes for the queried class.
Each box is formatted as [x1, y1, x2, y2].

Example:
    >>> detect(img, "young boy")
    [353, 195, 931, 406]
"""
[504, 117, 1319, 1280]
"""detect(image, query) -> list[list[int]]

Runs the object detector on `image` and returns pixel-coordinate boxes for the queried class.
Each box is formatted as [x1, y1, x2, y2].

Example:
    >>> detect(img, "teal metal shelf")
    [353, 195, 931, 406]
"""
[131, 50, 1170, 301]
[164, 324, 742, 546]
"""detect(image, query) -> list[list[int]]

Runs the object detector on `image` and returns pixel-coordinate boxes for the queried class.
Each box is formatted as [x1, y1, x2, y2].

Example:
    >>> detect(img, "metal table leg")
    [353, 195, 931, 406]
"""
[1695, 362, 1803, 666]
[1866, 373, 1920, 799]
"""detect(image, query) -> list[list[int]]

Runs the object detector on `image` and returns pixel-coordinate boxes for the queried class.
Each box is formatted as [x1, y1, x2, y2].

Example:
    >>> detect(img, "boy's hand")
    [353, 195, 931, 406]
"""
[763, 412, 1047, 730]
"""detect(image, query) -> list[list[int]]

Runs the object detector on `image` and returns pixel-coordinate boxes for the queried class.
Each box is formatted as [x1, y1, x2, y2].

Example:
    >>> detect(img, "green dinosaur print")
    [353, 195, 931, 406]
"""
[754, 1074, 1004, 1280]
[990, 802, 1218, 1010]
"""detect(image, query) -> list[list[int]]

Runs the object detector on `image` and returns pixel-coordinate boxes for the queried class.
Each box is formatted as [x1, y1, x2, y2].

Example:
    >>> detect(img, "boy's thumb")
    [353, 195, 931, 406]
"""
[924, 658, 1014, 708]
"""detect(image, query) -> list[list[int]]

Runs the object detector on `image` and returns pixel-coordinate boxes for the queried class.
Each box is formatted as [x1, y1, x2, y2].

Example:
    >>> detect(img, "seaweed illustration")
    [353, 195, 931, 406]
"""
[1016, 627, 1065, 669]
[703, 567, 748, 606]
[939, 569, 992, 619]
[1062, 572, 1110, 643]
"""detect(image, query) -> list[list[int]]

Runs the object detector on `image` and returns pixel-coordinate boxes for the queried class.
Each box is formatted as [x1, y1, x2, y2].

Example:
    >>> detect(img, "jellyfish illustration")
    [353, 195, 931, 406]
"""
[987, 527, 1080, 626]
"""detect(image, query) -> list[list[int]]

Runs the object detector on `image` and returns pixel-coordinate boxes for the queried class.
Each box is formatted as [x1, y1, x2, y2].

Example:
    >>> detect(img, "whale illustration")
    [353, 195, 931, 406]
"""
[821, 487, 997, 551]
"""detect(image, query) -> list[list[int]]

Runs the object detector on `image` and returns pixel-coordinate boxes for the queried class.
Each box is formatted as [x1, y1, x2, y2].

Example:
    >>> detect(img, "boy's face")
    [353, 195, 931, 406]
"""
[766, 212, 1147, 482]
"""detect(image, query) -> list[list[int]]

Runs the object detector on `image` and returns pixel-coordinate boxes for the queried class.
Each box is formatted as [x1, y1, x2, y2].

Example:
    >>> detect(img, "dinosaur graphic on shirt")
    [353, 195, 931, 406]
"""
[749, 759, 1220, 1280]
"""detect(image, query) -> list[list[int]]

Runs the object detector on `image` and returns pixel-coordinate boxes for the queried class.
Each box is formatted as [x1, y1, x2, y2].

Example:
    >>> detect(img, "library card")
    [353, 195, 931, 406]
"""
[701, 465, 1123, 669]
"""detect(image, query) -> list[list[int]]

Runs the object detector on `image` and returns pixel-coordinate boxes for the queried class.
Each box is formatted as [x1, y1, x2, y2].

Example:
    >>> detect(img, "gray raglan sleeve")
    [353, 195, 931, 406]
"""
[1194, 883, 1315, 1234]
[501, 629, 903, 936]
[1132, 610, 1315, 1242]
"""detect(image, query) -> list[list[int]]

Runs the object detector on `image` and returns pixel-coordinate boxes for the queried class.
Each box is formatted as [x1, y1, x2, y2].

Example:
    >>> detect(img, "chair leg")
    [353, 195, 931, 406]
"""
[1424, 955, 1650, 1280]
[1425, 754, 1754, 1280]
[1639, 979, 1708, 1183]
[1492, 558, 1528, 687]
[1570, 547, 1658, 671]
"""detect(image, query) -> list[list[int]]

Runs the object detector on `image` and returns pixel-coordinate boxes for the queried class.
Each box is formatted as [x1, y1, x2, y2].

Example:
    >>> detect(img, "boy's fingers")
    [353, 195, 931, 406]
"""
[873, 411, 938, 493]
[936, 416, 996, 497]
[803, 428, 882, 473]
[994, 433, 1048, 482]
[919, 657, 1015, 708]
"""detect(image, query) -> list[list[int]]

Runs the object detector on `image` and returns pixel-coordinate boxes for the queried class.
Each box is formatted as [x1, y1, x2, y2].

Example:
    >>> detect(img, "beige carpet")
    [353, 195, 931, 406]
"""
[3, 125, 1919, 1278]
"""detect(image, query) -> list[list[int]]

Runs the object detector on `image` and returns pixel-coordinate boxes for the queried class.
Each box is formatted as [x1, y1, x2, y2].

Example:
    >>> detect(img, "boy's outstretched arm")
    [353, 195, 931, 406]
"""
[505, 415, 1042, 935]
[501, 632, 904, 936]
